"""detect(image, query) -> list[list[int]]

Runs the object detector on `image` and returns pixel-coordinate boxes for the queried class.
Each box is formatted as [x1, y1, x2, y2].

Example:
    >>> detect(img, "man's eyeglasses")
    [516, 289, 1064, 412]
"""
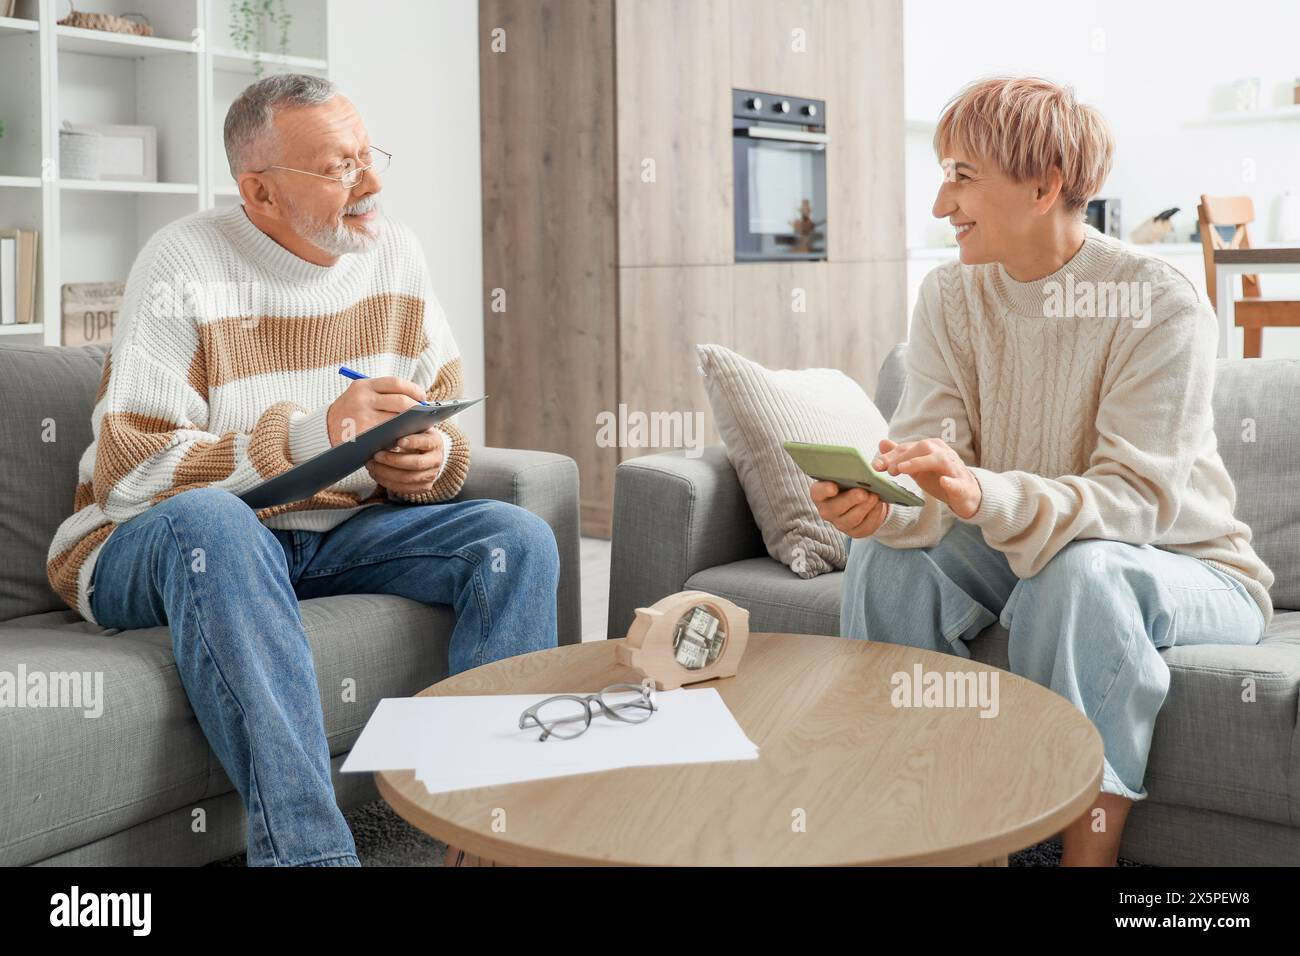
[518, 682, 657, 742]
[257, 146, 392, 189]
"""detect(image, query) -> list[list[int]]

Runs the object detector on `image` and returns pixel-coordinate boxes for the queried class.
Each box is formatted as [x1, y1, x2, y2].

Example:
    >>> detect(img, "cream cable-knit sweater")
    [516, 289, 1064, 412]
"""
[875, 226, 1275, 627]
[47, 204, 470, 624]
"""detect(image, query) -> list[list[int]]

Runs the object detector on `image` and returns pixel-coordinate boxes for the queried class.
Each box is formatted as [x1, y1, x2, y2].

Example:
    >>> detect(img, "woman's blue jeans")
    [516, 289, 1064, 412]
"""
[840, 520, 1265, 802]
[88, 487, 560, 866]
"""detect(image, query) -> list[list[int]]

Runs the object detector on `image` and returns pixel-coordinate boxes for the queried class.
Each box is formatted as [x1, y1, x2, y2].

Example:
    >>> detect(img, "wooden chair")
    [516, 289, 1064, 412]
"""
[1197, 194, 1300, 357]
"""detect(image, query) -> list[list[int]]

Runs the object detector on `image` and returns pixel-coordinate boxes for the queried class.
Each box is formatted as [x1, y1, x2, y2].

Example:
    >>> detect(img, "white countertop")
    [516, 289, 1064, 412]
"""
[907, 241, 1209, 260]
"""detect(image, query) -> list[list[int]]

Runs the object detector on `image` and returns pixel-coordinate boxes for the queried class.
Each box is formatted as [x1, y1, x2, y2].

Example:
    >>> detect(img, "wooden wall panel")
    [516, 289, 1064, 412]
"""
[481, 0, 906, 536]
[615, 0, 733, 267]
[730, 0, 825, 99]
[825, 259, 908, 396]
[480, 0, 620, 530]
[617, 265, 734, 467]
[825, 0, 905, 262]
[731, 261, 829, 372]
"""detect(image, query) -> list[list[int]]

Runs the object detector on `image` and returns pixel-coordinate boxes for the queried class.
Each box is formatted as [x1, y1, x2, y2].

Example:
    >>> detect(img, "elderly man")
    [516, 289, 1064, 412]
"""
[45, 75, 560, 867]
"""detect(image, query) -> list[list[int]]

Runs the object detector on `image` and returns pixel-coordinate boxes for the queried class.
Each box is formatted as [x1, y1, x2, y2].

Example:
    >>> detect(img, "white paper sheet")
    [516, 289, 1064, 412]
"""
[342, 688, 759, 794]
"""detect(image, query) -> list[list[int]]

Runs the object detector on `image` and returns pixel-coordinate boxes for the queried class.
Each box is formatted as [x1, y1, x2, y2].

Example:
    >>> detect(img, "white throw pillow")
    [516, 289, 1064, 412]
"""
[696, 344, 891, 578]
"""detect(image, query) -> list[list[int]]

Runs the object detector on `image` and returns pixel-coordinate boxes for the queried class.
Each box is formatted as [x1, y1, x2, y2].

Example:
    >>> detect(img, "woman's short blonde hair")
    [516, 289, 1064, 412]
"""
[934, 76, 1114, 212]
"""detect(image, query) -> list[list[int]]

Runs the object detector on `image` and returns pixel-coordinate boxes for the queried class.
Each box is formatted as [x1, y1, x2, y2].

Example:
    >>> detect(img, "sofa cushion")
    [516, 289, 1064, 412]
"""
[696, 344, 892, 579]
[686, 559, 845, 637]
[1209, 359, 1300, 610]
[1135, 610, 1300, 826]
[873, 343, 908, 421]
[0, 344, 107, 622]
[0, 593, 450, 866]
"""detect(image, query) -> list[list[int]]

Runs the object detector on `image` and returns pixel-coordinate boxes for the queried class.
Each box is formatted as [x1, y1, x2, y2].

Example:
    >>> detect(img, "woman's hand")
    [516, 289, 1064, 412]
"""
[810, 482, 890, 539]
[873, 436, 982, 519]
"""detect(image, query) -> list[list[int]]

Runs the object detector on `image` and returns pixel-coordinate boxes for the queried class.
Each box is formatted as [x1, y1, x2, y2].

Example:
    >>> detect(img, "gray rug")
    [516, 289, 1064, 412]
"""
[210, 800, 446, 867]
[211, 799, 1149, 866]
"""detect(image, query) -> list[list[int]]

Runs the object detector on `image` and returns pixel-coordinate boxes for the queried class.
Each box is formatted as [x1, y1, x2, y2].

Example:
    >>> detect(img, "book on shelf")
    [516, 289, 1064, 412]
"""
[0, 229, 39, 326]
[0, 238, 13, 325]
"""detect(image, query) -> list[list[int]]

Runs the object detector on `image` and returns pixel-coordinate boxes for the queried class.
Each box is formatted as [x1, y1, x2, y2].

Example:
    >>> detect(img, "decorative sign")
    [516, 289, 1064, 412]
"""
[61, 281, 124, 347]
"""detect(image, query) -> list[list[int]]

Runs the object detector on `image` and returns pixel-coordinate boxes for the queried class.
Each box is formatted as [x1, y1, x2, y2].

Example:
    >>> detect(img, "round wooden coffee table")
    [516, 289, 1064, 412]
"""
[376, 633, 1103, 866]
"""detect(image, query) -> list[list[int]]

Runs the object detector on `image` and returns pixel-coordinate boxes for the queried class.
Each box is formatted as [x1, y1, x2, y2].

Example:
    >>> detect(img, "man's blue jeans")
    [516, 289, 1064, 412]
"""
[88, 487, 560, 866]
[840, 520, 1265, 802]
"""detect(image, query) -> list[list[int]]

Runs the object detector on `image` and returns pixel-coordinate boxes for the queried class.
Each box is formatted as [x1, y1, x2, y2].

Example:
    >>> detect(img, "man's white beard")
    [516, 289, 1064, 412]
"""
[286, 193, 383, 257]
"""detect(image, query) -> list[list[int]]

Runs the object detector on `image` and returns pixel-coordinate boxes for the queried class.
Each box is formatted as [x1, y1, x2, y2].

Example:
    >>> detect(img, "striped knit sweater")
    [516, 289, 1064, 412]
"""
[875, 226, 1275, 627]
[47, 204, 470, 624]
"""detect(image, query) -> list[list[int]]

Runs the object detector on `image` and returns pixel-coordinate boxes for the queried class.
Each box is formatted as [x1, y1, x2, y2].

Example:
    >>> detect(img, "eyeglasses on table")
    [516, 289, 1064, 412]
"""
[518, 681, 657, 742]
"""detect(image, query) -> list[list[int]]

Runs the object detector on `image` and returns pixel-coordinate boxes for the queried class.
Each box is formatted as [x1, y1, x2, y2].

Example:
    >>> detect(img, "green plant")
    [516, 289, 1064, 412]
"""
[228, 0, 294, 79]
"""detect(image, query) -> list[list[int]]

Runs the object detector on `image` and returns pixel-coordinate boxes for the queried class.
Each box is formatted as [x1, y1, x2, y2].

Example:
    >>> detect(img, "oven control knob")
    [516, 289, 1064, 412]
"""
[803, 104, 818, 118]
[747, 96, 763, 111]
[776, 100, 791, 113]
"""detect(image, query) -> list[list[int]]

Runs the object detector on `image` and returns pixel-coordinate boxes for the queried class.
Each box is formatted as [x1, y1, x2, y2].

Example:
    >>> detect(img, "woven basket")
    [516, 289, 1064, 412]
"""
[58, 3, 153, 37]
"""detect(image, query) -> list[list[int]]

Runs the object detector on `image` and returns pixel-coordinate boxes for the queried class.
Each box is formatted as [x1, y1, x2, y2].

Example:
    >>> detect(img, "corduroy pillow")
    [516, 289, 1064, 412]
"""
[696, 344, 891, 578]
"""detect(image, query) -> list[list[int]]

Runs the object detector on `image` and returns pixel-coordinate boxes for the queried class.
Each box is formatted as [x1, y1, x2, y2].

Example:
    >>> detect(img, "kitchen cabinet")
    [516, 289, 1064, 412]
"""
[615, 0, 733, 268]
[731, 0, 825, 100]
[481, 0, 905, 535]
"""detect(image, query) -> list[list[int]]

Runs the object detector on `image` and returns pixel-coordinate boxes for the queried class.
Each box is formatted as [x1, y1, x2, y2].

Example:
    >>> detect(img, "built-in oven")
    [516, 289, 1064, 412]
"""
[732, 88, 828, 261]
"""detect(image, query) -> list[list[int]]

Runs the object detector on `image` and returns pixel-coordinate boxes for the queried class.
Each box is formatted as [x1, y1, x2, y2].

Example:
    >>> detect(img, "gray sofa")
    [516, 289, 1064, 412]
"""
[609, 343, 1300, 866]
[0, 342, 581, 866]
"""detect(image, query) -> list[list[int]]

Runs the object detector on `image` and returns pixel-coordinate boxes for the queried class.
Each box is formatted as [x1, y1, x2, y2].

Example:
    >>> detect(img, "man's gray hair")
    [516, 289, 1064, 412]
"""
[223, 73, 338, 176]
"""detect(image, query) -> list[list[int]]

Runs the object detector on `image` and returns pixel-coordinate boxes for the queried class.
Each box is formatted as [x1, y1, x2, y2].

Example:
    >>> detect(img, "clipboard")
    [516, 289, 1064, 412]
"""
[238, 396, 486, 510]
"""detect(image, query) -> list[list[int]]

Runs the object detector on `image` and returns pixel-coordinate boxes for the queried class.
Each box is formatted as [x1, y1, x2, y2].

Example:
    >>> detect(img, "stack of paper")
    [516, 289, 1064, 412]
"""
[342, 688, 759, 794]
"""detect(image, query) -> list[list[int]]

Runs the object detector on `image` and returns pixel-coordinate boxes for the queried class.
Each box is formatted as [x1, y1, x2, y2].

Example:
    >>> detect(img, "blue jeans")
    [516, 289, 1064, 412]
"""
[840, 520, 1265, 802]
[88, 487, 560, 866]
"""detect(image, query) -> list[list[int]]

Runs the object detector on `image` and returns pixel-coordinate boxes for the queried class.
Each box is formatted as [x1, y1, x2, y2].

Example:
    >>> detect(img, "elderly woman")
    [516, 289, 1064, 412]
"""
[813, 76, 1273, 866]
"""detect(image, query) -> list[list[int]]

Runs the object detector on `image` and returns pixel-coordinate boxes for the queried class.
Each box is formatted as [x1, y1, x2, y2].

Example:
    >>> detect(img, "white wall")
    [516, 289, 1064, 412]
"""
[904, 0, 1300, 357]
[326, 0, 485, 444]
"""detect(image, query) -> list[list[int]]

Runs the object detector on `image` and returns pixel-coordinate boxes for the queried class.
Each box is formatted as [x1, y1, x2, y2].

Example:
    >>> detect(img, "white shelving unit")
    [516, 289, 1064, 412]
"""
[1191, 104, 1300, 126]
[0, 0, 329, 346]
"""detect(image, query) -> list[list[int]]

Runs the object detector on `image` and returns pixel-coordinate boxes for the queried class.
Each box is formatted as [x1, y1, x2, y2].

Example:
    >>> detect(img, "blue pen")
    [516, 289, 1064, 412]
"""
[338, 365, 430, 405]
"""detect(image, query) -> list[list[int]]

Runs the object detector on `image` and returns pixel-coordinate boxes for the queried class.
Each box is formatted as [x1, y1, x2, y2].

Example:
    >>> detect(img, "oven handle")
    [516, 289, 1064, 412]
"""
[736, 126, 830, 145]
